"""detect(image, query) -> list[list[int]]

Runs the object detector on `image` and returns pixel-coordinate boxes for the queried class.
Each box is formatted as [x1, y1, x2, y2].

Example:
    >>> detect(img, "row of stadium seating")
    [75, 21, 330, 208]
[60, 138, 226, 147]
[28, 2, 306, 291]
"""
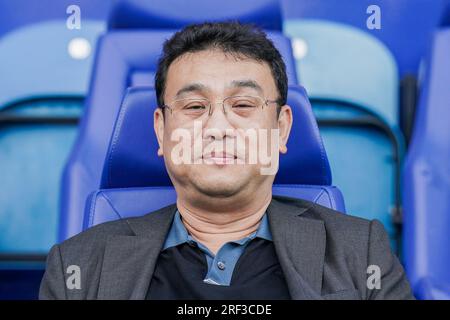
[0, 0, 449, 299]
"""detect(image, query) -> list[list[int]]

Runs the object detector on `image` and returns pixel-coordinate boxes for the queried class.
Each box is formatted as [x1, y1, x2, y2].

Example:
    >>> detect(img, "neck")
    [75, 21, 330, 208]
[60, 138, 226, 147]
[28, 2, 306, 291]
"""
[176, 191, 272, 255]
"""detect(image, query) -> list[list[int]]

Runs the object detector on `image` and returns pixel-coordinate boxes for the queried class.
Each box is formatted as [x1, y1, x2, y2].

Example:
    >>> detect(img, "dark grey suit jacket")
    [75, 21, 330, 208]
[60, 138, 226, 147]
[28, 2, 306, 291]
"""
[39, 196, 414, 300]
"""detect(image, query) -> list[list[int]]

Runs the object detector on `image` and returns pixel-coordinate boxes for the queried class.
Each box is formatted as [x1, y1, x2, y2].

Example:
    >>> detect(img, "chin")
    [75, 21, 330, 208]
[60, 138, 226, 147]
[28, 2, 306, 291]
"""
[196, 185, 241, 198]
[193, 177, 245, 198]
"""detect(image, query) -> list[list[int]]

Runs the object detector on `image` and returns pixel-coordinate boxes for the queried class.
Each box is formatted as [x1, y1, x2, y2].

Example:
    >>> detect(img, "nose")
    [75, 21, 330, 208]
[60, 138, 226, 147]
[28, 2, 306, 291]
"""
[203, 101, 235, 141]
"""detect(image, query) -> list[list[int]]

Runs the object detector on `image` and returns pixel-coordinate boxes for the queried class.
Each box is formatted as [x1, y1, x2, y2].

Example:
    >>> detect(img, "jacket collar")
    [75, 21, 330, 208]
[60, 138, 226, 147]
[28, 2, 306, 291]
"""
[266, 197, 326, 299]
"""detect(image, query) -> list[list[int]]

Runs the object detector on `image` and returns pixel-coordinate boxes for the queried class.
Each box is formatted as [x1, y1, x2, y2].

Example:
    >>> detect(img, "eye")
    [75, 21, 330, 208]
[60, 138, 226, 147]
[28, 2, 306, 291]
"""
[180, 101, 208, 116]
[233, 103, 256, 109]
[184, 104, 206, 110]
[231, 100, 258, 109]
[181, 100, 208, 110]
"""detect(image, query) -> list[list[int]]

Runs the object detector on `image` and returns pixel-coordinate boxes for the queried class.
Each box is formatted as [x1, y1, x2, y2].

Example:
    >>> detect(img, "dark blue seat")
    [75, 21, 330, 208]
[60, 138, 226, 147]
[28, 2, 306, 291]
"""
[108, 0, 283, 31]
[83, 85, 345, 230]
[60, 2, 299, 240]
[402, 28, 450, 300]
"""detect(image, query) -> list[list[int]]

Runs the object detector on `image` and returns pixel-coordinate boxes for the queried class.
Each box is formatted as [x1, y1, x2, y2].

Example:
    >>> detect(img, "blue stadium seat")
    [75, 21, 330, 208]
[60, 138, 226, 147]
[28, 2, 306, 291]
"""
[284, 20, 405, 252]
[403, 28, 450, 300]
[108, 0, 283, 30]
[0, 20, 104, 254]
[281, 0, 448, 77]
[83, 86, 345, 230]
[0, 20, 104, 112]
[0, 0, 110, 38]
[60, 1, 299, 240]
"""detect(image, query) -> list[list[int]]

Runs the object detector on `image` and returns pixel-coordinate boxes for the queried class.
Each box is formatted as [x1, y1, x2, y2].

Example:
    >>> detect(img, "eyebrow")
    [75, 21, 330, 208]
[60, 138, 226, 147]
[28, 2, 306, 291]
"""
[175, 83, 209, 98]
[229, 80, 263, 95]
[174, 79, 264, 98]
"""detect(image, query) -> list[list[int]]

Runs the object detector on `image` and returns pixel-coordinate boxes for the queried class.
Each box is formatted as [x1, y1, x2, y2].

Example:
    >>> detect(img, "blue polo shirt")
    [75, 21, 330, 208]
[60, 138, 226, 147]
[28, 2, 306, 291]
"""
[146, 210, 291, 299]
[162, 211, 272, 286]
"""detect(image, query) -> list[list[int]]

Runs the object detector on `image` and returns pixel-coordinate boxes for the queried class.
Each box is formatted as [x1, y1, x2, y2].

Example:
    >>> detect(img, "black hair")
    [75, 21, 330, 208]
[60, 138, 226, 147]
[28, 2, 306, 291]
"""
[155, 21, 287, 108]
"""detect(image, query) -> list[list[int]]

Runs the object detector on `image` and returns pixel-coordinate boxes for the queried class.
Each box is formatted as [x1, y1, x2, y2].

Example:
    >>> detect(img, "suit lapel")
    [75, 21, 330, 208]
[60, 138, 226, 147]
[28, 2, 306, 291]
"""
[97, 205, 177, 299]
[268, 198, 326, 299]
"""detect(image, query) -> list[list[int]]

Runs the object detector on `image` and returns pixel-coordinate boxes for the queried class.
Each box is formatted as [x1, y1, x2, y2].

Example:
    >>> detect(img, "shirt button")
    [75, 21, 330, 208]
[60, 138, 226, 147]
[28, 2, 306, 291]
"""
[217, 261, 226, 270]
[187, 240, 196, 247]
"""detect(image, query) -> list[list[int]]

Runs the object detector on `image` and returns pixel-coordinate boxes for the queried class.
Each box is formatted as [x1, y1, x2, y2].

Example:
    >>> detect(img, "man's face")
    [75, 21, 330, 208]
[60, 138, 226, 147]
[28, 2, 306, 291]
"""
[154, 49, 292, 199]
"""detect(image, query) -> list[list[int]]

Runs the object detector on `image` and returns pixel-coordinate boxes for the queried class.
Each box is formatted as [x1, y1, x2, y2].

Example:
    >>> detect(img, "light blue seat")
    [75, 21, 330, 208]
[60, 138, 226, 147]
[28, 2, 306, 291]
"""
[284, 20, 399, 126]
[282, 0, 448, 77]
[0, 20, 105, 109]
[282, 0, 449, 143]
[284, 20, 405, 252]
[0, 20, 104, 254]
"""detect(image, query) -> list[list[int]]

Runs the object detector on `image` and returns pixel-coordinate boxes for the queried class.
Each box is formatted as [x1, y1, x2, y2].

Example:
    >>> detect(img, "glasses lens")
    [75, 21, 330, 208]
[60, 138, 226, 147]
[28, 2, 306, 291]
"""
[225, 96, 262, 118]
[173, 99, 209, 118]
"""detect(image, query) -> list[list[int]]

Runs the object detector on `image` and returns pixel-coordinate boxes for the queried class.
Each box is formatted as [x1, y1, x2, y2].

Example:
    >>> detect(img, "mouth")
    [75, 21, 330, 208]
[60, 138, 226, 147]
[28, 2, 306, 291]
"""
[202, 151, 237, 165]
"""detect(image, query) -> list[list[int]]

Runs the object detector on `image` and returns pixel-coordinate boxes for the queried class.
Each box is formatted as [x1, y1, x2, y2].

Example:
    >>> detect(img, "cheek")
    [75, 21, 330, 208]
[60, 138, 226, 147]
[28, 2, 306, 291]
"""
[266, 109, 280, 127]
[162, 126, 196, 167]
[162, 124, 181, 150]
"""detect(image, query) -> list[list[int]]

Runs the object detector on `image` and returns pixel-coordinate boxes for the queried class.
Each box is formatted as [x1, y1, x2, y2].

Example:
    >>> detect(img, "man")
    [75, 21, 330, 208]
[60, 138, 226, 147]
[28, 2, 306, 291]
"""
[40, 22, 414, 300]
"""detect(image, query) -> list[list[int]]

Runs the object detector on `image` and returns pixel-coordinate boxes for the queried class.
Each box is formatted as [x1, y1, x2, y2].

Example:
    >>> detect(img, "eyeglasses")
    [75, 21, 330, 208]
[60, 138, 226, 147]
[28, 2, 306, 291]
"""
[161, 95, 280, 123]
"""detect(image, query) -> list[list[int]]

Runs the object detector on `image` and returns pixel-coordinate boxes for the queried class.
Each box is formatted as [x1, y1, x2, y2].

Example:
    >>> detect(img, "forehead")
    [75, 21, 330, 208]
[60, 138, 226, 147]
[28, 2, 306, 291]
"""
[164, 49, 277, 97]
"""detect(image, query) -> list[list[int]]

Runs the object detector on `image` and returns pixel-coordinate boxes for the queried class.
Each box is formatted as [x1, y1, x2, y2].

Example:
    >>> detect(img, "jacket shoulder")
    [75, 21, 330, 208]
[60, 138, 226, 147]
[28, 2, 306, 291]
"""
[310, 201, 372, 232]
[59, 203, 176, 252]
[273, 195, 374, 242]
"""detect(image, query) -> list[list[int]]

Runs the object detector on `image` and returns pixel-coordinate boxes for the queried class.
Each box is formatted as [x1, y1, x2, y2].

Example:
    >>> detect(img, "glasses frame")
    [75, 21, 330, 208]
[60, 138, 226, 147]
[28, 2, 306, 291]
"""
[160, 95, 281, 119]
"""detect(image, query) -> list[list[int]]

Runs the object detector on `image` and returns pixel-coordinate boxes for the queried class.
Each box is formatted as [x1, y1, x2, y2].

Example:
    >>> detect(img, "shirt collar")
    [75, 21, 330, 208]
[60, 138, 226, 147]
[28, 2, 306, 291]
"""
[162, 210, 272, 251]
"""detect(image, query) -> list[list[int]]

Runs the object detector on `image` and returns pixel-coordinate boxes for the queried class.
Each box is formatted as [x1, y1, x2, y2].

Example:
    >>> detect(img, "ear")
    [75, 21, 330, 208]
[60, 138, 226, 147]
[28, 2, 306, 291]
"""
[277, 105, 293, 154]
[154, 108, 165, 157]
